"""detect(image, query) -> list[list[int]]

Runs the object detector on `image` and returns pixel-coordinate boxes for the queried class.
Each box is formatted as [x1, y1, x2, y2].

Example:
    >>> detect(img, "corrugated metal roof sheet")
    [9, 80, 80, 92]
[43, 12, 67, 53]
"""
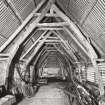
[0, 0, 105, 57]
[0, 36, 6, 47]
[21, 30, 44, 57]
[57, 0, 69, 10]
[0, 1, 20, 46]
[56, 0, 105, 55]
[82, 0, 105, 52]
[67, 0, 96, 23]
[9, 0, 35, 20]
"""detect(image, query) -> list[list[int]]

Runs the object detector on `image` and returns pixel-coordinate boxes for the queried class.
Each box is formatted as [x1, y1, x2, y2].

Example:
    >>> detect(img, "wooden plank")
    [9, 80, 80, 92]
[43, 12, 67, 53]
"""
[37, 22, 69, 27]
[38, 27, 64, 30]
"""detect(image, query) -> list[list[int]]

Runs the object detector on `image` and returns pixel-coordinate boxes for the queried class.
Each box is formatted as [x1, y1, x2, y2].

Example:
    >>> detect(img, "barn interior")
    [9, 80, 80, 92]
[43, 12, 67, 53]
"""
[0, 0, 105, 105]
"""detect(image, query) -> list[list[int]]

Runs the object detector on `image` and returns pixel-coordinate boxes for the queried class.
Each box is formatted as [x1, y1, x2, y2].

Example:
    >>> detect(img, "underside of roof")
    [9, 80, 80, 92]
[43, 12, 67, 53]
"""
[0, 0, 104, 58]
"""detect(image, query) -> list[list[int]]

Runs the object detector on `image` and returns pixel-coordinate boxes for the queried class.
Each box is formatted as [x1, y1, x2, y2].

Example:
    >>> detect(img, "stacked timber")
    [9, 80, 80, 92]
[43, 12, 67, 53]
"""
[86, 66, 95, 83]
[86, 63, 105, 86]
[9, 0, 35, 20]
[98, 63, 105, 86]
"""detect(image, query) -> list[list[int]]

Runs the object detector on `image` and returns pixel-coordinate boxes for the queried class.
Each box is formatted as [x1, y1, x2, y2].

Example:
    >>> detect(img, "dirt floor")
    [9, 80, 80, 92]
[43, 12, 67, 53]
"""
[17, 82, 71, 105]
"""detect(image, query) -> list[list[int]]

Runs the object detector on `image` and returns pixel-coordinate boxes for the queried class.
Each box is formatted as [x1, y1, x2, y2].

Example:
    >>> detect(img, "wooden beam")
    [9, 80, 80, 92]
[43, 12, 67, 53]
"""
[16, 0, 54, 45]
[37, 22, 69, 27]
[91, 39, 105, 56]
[26, 31, 52, 65]
[52, 31, 78, 61]
[36, 51, 50, 68]
[33, 48, 48, 66]
[31, 37, 36, 43]
[24, 31, 51, 61]
[39, 55, 50, 68]
[40, 47, 48, 56]
[32, 47, 47, 66]
[65, 38, 88, 62]
[51, 4, 97, 59]
[20, 31, 48, 60]
[44, 40, 61, 43]
[96, 59, 105, 62]
[0, 54, 10, 57]
[6, 0, 23, 22]
[38, 27, 64, 30]
[47, 36, 59, 39]
[34, 13, 58, 17]
[0, 0, 46, 52]
[64, 27, 90, 58]
[47, 49, 57, 51]
[53, 44, 65, 55]
[51, 4, 98, 62]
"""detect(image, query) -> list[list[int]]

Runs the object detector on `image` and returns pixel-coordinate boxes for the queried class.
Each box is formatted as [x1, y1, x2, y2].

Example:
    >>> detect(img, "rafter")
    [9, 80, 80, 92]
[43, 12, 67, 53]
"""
[51, 4, 97, 59]
[44, 40, 61, 43]
[26, 31, 52, 65]
[52, 31, 78, 61]
[34, 13, 58, 17]
[6, 0, 23, 22]
[38, 27, 64, 30]
[21, 30, 64, 61]
[20, 31, 48, 60]
[0, 0, 54, 53]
